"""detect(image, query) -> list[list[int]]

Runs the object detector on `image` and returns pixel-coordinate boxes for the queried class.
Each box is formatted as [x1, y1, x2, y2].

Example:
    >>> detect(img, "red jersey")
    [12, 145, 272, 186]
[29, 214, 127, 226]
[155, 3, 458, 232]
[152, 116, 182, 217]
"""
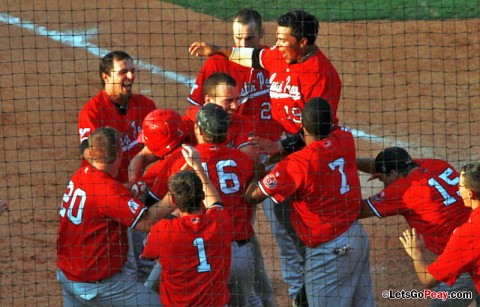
[259, 127, 361, 247]
[366, 159, 471, 255]
[184, 105, 255, 149]
[141, 205, 233, 307]
[78, 90, 156, 183]
[188, 53, 284, 141]
[143, 143, 255, 241]
[427, 207, 480, 292]
[56, 165, 146, 282]
[259, 46, 341, 134]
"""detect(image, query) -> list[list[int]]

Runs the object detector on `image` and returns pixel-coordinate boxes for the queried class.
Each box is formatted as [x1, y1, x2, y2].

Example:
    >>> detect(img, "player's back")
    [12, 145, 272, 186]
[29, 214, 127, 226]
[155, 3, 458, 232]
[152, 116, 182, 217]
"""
[398, 158, 470, 254]
[57, 165, 139, 281]
[283, 127, 362, 246]
[196, 143, 255, 241]
[149, 206, 233, 307]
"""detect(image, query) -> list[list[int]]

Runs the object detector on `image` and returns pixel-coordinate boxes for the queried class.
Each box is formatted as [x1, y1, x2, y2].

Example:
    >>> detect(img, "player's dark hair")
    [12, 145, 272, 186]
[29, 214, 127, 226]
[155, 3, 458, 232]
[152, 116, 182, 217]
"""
[168, 170, 205, 213]
[301, 97, 334, 139]
[99, 51, 133, 86]
[460, 163, 480, 195]
[202, 132, 227, 144]
[87, 126, 121, 164]
[203, 72, 237, 97]
[278, 10, 319, 45]
[233, 8, 262, 33]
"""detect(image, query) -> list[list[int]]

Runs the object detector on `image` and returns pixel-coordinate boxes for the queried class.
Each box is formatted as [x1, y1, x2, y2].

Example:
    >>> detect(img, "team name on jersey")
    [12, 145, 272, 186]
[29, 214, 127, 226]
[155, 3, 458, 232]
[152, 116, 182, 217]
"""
[269, 74, 301, 100]
[121, 122, 141, 152]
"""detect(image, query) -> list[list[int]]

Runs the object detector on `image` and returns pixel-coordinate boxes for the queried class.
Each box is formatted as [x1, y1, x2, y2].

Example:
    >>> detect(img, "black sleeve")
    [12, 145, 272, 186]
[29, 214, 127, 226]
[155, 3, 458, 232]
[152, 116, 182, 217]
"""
[280, 130, 306, 154]
[251, 48, 263, 69]
[80, 139, 89, 156]
[144, 190, 161, 208]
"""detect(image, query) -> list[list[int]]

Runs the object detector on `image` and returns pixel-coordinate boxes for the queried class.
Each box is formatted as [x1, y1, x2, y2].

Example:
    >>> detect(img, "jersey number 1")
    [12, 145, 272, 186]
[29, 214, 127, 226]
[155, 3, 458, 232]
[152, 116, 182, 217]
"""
[193, 238, 211, 273]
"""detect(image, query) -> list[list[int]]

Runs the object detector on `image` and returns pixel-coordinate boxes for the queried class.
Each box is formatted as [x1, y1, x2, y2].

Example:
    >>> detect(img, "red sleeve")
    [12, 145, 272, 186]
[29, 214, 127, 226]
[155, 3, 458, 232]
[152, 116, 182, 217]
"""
[141, 221, 166, 259]
[96, 180, 146, 228]
[259, 155, 302, 204]
[78, 102, 100, 143]
[258, 46, 285, 72]
[427, 224, 475, 286]
[365, 180, 410, 218]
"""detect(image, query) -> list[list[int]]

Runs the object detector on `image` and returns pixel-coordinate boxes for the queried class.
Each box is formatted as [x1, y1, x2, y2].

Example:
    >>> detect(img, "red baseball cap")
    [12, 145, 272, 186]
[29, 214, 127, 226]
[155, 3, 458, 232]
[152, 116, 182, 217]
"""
[138, 109, 191, 158]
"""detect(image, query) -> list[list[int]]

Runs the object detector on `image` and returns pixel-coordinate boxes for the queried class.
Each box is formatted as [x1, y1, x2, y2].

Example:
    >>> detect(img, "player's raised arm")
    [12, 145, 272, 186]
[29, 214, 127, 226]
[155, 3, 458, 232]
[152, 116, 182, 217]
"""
[181, 144, 222, 209]
[189, 42, 231, 58]
[356, 158, 376, 174]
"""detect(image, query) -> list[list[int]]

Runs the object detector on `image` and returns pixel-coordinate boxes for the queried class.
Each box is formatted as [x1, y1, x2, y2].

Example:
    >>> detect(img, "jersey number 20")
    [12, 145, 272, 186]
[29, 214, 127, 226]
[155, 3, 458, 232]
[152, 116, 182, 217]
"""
[59, 180, 86, 225]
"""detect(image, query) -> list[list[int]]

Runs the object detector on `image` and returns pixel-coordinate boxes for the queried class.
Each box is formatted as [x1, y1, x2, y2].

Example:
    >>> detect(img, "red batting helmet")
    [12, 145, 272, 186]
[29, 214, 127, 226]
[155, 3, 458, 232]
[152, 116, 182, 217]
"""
[137, 109, 190, 158]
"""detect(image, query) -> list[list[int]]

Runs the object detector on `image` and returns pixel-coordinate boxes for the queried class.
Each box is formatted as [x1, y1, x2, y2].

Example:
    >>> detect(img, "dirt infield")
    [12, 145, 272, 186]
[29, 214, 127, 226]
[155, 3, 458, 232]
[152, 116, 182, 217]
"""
[0, 0, 479, 306]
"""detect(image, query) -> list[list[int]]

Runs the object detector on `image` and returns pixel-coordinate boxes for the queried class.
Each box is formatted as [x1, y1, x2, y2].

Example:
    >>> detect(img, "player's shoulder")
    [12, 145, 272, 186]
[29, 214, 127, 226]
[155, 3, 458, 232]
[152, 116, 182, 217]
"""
[129, 94, 156, 107]
[80, 91, 109, 112]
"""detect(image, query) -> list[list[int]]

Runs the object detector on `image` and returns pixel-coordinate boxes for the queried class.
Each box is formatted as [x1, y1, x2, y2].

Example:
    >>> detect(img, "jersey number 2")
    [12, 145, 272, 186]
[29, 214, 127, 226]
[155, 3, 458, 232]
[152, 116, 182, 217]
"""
[193, 238, 211, 273]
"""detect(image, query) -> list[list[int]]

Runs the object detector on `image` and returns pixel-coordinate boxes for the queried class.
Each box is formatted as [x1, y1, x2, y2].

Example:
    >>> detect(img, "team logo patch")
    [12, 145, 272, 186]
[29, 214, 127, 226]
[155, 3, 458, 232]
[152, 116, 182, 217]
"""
[128, 199, 140, 214]
[372, 191, 385, 202]
[263, 173, 277, 190]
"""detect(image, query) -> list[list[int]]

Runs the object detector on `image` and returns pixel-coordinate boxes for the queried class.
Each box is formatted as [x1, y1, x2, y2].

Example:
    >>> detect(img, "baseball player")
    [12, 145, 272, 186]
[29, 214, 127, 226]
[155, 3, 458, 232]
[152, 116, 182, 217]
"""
[78, 51, 156, 184]
[245, 98, 374, 306]
[140, 104, 259, 306]
[141, 145, 234, 307]
[400, 163, 480, 297]
[188, 8, 283, 143]
[358, 147, 477, 306]
[189, 9, 341, 151]
[77, 51, 157, 281]
[128, 108, 192, 190]
[56, 127, 174, 306]
[184, 72, 257, 155]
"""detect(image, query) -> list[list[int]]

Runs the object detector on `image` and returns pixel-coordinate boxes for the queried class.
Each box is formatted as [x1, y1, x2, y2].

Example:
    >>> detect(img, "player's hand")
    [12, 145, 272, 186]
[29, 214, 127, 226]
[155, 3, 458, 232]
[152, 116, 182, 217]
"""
[189, 42, 219, 57]
[181, 144, 202, 170]
[0, 198, 9, 216]
[399, 228, 425, 260]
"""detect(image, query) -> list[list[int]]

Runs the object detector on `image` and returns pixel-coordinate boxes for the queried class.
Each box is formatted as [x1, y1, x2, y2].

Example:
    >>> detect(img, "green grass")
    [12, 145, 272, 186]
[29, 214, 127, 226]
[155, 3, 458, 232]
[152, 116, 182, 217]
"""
[164, 0, 479, 21]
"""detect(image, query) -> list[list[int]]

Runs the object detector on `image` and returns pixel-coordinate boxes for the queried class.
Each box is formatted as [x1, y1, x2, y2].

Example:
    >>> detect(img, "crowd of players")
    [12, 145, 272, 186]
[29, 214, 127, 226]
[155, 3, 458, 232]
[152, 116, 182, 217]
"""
[52, 7, 480, 307]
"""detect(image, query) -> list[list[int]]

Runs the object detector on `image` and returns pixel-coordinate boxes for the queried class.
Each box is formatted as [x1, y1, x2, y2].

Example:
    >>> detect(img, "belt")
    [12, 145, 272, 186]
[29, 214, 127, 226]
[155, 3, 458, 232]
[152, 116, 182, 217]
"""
[235, 238, 251, 246]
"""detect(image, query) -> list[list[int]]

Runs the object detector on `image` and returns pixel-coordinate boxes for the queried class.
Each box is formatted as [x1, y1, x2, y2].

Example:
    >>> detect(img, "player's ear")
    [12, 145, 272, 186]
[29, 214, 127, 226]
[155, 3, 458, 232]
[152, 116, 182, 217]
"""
[204, 95, 214, 104]
[468, 189, 477, 200]
[101, 72, 110, 84]
[83, 148, 92, 160]
[194, 123, 203, 136]
[298, 37, 308, 48]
